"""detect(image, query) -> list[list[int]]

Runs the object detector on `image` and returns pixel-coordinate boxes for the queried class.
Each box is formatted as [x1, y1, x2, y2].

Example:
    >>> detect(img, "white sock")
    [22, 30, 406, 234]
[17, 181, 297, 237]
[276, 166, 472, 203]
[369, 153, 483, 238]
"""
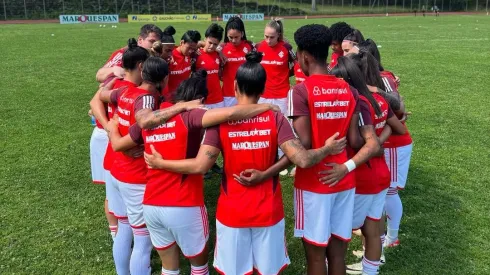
[109, 225, 118, 240]
[113, 219, 132, 275]
[191, 263, 209, 275]
[161, 267, 180, 275]
[385, 188, 403, 243]
[380, 234, 386, 252]
[362, 257, 380, 275]
[130, 227, 153, 275]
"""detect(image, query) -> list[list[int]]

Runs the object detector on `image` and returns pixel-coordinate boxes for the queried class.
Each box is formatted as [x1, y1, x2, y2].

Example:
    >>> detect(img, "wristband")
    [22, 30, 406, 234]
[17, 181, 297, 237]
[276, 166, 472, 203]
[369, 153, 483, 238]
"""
[343, 159, 356, 172]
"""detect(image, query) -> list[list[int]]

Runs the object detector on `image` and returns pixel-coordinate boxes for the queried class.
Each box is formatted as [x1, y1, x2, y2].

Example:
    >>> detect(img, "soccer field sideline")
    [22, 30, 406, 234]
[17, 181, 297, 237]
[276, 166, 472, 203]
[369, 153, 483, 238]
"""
[1, 15, 489, 274]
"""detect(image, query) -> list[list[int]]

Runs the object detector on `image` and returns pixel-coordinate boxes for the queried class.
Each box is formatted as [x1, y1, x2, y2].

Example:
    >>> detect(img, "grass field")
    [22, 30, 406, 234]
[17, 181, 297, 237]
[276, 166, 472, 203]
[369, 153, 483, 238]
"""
[1, 14, 490, 274]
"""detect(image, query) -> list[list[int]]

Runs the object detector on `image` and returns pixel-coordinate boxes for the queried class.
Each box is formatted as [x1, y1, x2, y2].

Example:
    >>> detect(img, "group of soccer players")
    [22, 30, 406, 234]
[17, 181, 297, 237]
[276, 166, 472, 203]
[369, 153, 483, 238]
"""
[88, 17, 413, 275]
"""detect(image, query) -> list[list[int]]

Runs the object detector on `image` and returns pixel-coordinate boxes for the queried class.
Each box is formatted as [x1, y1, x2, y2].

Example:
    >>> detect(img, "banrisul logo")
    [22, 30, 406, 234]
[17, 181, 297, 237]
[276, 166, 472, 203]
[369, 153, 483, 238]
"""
[59, 14, 119, 24]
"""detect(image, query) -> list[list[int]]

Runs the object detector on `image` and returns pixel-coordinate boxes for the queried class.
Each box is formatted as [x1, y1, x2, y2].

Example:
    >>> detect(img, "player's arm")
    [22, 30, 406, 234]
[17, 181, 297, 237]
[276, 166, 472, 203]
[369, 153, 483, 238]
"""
[285, 43, 296, 77]
[145, 144, 220, 174]
[386, 108, 406, 135]
[106, 117, 139, 151]
[378, 124, 392, 144]
[135, 99, 203, 129]
[96, 66, 125, 83]
[98, 78, 118, 103]
[200, 104, 280, 128]
[90, 89, 109, 130]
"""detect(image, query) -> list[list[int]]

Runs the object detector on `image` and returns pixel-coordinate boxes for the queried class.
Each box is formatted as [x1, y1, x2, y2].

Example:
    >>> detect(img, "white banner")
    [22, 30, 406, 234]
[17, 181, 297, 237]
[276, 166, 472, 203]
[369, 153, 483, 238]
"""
[222, 13, 264, 21]
[59, 14, 119, 24]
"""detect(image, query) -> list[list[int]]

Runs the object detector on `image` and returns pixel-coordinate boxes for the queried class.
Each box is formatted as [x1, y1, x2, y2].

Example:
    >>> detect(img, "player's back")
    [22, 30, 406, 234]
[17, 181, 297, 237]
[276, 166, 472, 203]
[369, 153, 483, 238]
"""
[294, 74, 356, 194]
[217, 110, 284, 228]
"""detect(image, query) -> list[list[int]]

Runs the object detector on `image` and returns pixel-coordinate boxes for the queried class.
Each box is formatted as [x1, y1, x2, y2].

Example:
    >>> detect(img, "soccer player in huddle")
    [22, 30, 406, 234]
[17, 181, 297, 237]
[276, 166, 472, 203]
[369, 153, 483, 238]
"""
[144, 51, 348, 275]
[219, 16, 255, 107]
[290, 24, 381, 275]
[328, 22, 353, 71]
[166, 30, 201, 100]
[90, 38, 150, 274]
[149, 26, 177, 62]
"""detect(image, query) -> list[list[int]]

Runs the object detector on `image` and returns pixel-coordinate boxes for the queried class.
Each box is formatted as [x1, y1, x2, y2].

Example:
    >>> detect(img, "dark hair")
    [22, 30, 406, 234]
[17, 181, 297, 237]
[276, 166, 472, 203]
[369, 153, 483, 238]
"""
[236, 52, 266, 97]
[205, 23, 224, 42]
[343, 29, 365, 44]
[358, 39, 384, 71]
[347, 51, 386, 91]
[161, 25, 176, 44]
[224, 16, 247, 43]
[123, 38, 150, 70]
[141, 57, 169, 85]
[266, 18, 284, 41]
[294, 24, 332, 61]
[330, 22, 353, 43]
[331, 56, 382, 116]
[174, 70, 208, 102]
[139, 24, 163, 39]
[181, 30, 201, 44]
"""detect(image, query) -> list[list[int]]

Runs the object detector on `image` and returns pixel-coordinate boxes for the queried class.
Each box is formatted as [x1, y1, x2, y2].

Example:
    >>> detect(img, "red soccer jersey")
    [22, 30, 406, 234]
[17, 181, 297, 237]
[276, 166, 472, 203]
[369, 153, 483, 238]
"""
[110, 86, 157, 184]
[289, 75, 357, 194]
[103, 47, 126, 68]
[294, 62, 307, 84]
[203, 111, 295, 228]
[255, 41, 294, 99]
[167, 48, 193, 100]
[328, 51, 343, 71]
[354, 94, 391, 194]
[379, 70, 413, 148]
[195, 49, 223, 104]
[103, 78, 138, 171]
[221, 41, 254, 97]
[143, 107, 207, 207]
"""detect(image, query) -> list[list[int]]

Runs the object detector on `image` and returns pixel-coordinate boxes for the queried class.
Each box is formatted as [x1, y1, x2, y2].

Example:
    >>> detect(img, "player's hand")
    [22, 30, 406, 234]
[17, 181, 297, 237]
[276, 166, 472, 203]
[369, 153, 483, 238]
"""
[144, 144, 163, 169]
[318, 163, 349, 187]
[395, 75, 401, 86]
[268, 104, 281, 113]
[106, 115, 119, 133]
[218, 50, 227, 65]
[374, 146, 385, 157]
[123, 145, 145, 158]
[88, 109, 93, 117]
[400, 112, 412, 123]
[179, 99, 205, 111]
[324, 132, 347, 155]
[233, 169, 266, 186]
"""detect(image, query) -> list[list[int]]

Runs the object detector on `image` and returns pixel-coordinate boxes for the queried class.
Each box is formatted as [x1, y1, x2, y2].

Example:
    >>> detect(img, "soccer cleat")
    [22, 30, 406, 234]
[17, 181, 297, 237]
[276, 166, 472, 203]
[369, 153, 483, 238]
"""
[353, 250, 364, 258]
[289, 166, 297, 177]
[346, 261, 363, 275]
[380, 254, 386, 265]
[279, 169, 289, 176]
[384, 239, 400, 248]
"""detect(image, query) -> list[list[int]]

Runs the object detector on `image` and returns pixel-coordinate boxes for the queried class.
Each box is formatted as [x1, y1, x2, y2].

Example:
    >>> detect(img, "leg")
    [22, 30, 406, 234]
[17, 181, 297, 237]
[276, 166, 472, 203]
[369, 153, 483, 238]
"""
[213, 220, 253, 275]
[252, 219, 290, 275]
[157, 244, 180, 273]
[105, 199, 118, 239]
[326, 237, 348, 275]
[303, 241, 327, 275]
[113, 218, 133, 275]
[360, 219, 382, 275]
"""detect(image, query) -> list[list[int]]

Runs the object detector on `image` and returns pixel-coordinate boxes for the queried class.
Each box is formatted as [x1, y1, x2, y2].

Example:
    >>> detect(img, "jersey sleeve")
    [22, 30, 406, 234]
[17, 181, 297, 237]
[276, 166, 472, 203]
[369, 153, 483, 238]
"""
[275, 112, 296, 146]
[128, 123, 144, 144]
[349, 85, 361, 113]
[358, 100, 373, 127]
[134, 94, 157, 113]
[109, 87, 126, 105]
[202, 126, 222, 150]
[288, 83, 309, 118]
[103, 49, 124, 68]
[284, 42, 296, 73]
[181, 109, 207, 131]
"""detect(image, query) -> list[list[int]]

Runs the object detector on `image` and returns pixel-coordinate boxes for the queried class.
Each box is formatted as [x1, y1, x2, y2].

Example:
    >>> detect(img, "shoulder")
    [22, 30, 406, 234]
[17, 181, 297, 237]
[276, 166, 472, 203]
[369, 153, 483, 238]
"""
[283, 42, 293, 51]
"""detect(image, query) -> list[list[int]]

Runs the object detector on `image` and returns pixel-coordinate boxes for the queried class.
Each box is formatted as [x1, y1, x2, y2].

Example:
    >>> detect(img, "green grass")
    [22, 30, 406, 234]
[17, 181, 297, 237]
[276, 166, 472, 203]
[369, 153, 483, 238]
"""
[1, 15, 490, 274]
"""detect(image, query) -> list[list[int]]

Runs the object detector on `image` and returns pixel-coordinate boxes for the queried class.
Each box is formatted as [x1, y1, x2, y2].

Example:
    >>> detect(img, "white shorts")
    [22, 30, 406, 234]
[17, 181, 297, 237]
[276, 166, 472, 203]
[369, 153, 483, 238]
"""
[205, 101, 225, 109]
[294, 188, 355, 246]
[384, 144, 413, 189]
[258, 97, 288, 115]
[115, 179, 146, 228]
[143, 205, 209, 257]
[89, 127, 108, 184]
[223, 97, 237, 107]
[214, 219, 290, 275]
[352, 189, 388, 230]
[106, 173, 127, 219]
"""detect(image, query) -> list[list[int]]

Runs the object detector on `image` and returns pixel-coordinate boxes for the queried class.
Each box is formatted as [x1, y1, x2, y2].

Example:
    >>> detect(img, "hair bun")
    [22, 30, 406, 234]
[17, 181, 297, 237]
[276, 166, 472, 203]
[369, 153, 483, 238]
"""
[209, 23, 224, 34]
[193, 69, 207, 78]
[163, 26, 176, 36]
[245, 51, 263, 64]
[127, 38, 138, 49]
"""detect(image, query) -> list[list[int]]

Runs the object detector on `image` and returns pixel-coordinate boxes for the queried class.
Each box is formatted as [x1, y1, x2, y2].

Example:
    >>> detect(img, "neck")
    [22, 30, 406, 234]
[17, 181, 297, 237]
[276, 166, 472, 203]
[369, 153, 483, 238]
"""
[177, 46, 185, 56]
[139, 82, 157, 94]
[307, 62, 330, 76]
[236, 95, 259, 105]
[124, 71, 140, 84]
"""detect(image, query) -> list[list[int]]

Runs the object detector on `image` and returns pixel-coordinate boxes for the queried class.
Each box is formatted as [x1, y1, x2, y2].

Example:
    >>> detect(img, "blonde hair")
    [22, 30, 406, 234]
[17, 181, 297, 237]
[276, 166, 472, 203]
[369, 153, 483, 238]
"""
[266, 18, 284, 41]
[150, 41, 163, 57]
